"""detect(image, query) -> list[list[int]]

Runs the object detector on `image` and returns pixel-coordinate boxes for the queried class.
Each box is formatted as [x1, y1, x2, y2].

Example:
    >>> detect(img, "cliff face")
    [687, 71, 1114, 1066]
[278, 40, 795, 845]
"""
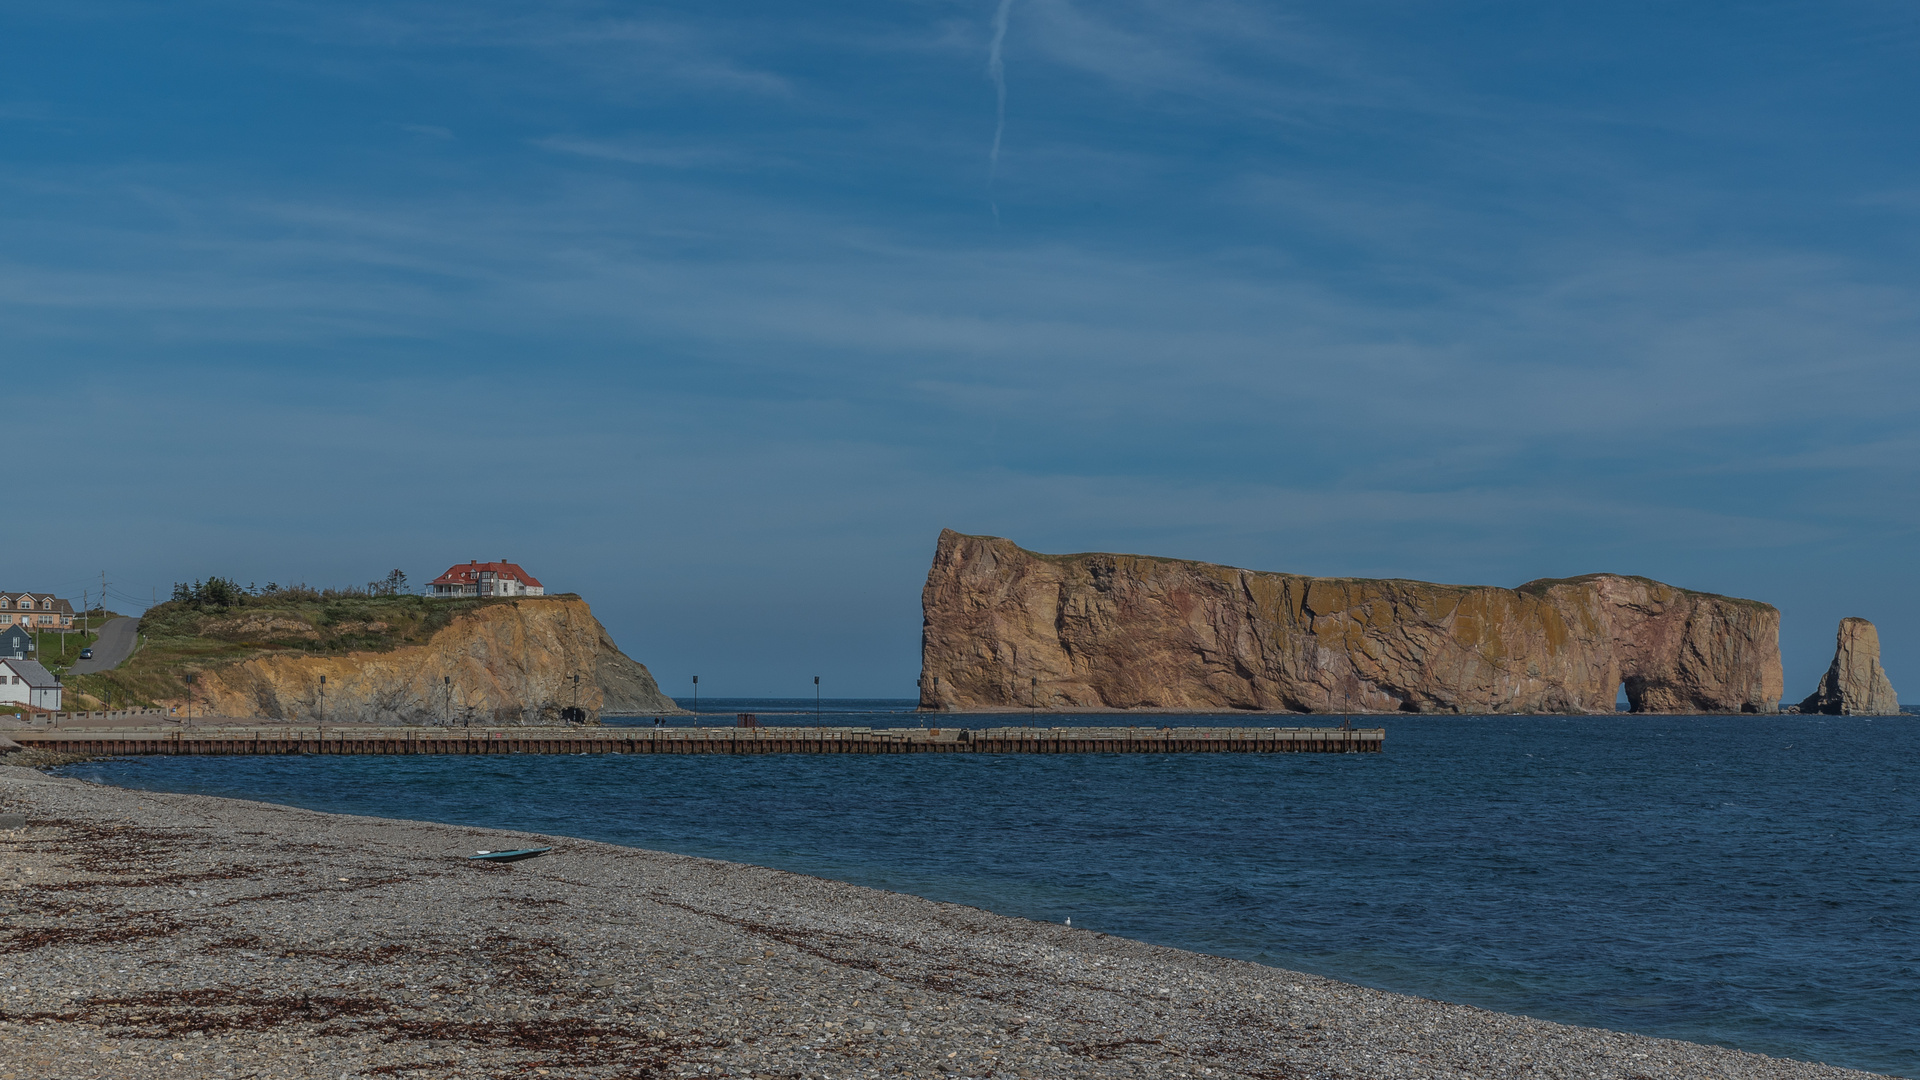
[920, 530, 1783, 715]
[195, 597, 680, 723]
[1798, 618, 1899, 715]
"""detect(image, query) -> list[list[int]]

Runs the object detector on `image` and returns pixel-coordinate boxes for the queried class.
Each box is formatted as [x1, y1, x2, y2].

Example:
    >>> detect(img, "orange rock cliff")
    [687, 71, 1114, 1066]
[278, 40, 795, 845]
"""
[192, 597, 680, 724]
[1797, 617, 1900, 715]
[919, 530, 1784, 714]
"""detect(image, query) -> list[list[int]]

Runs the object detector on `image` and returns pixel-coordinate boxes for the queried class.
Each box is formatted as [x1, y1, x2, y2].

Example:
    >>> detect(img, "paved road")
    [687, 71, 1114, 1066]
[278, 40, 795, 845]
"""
[71, 616, 138, 674]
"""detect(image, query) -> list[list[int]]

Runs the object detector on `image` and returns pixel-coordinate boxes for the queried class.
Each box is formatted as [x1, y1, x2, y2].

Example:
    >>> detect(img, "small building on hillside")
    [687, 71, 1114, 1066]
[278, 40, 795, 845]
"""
[0, 593, 73, 631]
[428, 561, 545, 599]
[0, 657, 61, 711]
[0, 625, 34, 660]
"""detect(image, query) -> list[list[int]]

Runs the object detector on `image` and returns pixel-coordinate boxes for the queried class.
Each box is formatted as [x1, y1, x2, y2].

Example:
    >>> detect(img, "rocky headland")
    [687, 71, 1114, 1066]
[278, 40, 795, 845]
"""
[86, 594, 680, 724]
[1798, 618, 1900, 715]
[920, 530, 1784, 714]
[199, 597, 677, 724]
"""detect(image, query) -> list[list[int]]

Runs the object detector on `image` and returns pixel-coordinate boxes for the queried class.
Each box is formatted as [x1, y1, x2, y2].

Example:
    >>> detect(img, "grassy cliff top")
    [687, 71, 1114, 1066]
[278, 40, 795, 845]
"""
[136, 592, 568, 655]
[65, 593, 582, 710]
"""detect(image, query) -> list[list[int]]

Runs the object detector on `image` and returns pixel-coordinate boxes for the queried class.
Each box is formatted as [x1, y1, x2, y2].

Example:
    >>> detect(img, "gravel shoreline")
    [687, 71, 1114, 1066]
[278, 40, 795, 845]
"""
[0, 764, 1891, 1080]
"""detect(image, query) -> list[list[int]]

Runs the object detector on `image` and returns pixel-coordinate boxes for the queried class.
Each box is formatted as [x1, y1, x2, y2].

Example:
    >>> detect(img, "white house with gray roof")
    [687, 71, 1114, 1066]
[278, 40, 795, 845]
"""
[0, 658, 61, 711]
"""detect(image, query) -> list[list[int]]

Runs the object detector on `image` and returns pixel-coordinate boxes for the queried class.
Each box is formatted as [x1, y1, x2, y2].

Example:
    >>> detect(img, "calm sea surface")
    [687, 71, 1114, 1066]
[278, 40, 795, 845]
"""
[58, 702, 1920, 1076]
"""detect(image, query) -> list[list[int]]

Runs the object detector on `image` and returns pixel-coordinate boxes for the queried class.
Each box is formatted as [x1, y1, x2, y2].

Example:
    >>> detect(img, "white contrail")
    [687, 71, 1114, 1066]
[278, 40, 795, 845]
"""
[987, 0, 1014, 178]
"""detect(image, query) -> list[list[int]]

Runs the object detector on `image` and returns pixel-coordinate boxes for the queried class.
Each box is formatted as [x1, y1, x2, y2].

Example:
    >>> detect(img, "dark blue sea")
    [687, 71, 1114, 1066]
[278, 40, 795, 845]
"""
[58, 702, 1919, 1077]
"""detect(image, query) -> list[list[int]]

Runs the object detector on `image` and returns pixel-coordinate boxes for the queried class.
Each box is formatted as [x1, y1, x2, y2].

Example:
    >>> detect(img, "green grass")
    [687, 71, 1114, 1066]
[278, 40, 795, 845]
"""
[31, 629, 100, 672]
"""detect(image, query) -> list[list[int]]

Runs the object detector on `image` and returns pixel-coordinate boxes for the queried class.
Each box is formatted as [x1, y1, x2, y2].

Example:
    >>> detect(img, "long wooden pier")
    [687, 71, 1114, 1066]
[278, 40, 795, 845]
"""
[7, 724, 1383, 756]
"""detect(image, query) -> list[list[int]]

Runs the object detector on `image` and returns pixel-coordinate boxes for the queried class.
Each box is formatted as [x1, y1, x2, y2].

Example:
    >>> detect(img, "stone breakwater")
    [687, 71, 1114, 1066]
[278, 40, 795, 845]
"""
[6, 723, 1386, 757]
[191, 597, 680, 725]
[0, 766, 1885, 1080]
[922, 530, 1784, 714]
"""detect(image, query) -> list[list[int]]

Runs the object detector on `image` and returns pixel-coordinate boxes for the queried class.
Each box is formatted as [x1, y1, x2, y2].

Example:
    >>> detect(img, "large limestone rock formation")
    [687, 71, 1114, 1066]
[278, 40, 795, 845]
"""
[195, 597, 681, 724]
[920, 530, 1783, 714]
[1798, 618, 1899, 715]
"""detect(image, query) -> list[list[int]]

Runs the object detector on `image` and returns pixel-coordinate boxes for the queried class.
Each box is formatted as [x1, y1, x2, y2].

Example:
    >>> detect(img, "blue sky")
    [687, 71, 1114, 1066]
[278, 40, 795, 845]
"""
[4, 1, 1916, 699]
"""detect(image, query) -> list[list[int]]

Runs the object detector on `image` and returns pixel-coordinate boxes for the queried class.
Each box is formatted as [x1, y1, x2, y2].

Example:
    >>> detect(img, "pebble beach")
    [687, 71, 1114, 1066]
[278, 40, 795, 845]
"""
[0, 763, 1893, 1080]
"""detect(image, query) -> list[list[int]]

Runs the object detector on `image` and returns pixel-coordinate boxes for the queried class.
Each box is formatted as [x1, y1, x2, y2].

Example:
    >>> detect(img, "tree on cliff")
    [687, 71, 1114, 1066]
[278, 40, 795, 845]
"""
[172, 577, 246, 609]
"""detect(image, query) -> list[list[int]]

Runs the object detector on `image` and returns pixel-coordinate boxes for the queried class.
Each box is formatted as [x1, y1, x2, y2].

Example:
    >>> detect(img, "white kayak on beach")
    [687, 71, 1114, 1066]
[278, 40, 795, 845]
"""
[468, 847, 552, 863]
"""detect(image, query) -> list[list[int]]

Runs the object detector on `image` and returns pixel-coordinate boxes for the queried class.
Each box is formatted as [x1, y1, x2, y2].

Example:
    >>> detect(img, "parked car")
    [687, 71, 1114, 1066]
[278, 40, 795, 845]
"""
[79, 648, 92, 660]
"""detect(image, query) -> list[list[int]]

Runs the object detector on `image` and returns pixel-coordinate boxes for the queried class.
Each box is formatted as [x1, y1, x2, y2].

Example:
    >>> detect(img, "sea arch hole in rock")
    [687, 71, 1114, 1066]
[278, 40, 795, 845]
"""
[1619, 676, 1652, 713]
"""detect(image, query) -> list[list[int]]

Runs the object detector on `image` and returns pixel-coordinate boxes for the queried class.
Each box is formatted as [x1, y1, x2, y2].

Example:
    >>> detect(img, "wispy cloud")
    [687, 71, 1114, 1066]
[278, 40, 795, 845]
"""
[532, 135, 754, 171]
[987, 0, 1014, 177]
[1011, 0, 1354, 116]
[0, 101, 59, 123]
[258, 1, 796, 98]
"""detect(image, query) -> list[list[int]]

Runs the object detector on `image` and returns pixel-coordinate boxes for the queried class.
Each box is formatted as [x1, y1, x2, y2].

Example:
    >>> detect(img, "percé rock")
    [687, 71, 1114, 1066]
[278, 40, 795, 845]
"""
[196, 597, 682, 724]
[1797, 618, 1899, 715]
[920, 530, 1783, 714]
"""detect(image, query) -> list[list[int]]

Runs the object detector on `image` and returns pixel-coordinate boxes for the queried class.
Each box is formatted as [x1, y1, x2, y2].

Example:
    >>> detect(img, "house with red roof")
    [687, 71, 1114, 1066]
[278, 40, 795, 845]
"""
[427, 561, 545, 599]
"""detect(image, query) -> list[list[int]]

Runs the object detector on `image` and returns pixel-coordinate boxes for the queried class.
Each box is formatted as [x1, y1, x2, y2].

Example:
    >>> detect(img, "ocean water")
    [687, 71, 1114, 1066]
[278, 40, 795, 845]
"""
[56, 702, 1919, 1077]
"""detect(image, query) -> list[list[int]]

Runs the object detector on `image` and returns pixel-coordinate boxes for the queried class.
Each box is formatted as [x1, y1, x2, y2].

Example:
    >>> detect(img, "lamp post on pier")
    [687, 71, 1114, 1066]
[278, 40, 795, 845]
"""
[691, 675, 698, 716]
[814, 675, 820, 726]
